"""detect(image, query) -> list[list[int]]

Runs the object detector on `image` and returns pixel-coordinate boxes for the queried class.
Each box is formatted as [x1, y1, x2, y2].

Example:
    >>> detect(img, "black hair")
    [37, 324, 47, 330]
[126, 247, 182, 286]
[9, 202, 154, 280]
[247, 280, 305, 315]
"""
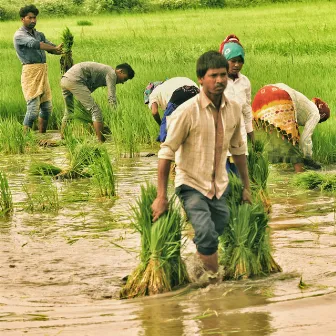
[19, 4, 39, 18]
[196, 51, 228, 78]
[116, 63, 135, 79]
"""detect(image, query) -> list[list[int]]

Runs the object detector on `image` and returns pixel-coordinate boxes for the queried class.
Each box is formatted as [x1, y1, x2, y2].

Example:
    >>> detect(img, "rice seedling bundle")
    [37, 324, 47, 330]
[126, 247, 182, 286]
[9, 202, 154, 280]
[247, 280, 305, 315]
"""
[90, 146, 117, 198]
[60, 27, 74, 75]
[120, 183, 189, 299]
[219, 175, 281, 280]
[0, 171, 13, 216]
[247, 140, 271, 212]
[29, 162, 63, 176]
[294, 171, 336, 192]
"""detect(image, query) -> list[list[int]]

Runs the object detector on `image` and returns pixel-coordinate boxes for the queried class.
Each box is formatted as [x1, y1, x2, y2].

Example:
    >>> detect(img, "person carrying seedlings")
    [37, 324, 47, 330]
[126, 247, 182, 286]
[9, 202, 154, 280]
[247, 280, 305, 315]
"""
[13, 4, 63, 133]
[219, 34, 255, 175]
[60, 61, 135, 142]
[151, 51, 252, 283]
[252, 83, 331, 172]
[144, 77, 198, 126]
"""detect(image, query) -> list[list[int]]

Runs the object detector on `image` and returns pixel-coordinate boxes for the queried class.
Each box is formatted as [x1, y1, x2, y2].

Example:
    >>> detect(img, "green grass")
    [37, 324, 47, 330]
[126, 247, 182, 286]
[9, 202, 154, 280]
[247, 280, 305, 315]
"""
[0, 1, 335, 161]
[0, 171, 13, 216]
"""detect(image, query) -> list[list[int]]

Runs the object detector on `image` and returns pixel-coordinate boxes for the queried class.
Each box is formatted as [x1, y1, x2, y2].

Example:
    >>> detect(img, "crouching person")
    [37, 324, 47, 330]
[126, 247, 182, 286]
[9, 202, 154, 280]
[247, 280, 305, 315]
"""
[61, 61, 135, 142]
[151, 51, 251, 284]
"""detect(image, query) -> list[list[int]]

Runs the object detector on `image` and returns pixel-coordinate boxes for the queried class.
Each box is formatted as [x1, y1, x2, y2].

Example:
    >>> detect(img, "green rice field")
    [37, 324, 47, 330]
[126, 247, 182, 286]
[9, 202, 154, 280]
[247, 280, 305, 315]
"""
[0, 0, 335, 162]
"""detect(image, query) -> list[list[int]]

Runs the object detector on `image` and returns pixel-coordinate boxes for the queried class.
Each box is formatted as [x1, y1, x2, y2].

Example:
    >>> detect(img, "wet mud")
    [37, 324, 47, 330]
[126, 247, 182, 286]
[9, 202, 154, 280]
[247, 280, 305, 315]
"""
[0, 134, 335, 335]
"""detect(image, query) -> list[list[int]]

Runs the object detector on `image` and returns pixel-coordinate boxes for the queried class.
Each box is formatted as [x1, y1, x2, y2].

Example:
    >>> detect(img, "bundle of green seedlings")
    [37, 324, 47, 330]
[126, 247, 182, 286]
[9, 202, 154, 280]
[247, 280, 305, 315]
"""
[29, 134, 116, 197]
[60, 27, 74, 75]
[219, 174, 282, 280]
[247, 139, 271, 212]
[120, 183, 189, 299]
[0, 171, 13, 216]
[294, 171, 336, 192]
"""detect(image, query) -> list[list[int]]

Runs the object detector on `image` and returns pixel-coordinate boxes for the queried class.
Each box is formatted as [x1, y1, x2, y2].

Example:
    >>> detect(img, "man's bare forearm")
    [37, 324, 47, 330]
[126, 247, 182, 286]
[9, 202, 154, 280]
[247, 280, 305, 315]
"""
[232, 154, 250, 191]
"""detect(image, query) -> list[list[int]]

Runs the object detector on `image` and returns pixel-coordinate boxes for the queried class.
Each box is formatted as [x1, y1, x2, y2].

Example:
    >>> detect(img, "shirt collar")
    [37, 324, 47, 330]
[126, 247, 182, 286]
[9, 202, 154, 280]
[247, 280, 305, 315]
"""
[200, 87, 228, 110]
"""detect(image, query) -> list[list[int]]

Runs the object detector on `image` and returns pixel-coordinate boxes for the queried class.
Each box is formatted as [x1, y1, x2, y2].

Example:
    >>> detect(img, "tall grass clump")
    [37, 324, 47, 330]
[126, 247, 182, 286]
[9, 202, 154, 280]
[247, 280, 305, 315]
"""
[90, 146, 117, 198]
[23, 175, 60, 213]
[294, 171, 336, 192]
[77, 20, 92, 26]
[0, 119, 37, 154]
[60, 27, 74, 75]
[219, 174, 282, 280]
[120, 183, 190, 299]
[0, 171, 13, 216]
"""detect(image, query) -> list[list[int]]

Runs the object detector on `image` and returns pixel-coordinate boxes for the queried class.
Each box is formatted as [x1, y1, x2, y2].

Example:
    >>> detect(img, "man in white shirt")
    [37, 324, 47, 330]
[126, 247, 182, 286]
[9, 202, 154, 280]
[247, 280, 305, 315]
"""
[146, 77, 198, 125]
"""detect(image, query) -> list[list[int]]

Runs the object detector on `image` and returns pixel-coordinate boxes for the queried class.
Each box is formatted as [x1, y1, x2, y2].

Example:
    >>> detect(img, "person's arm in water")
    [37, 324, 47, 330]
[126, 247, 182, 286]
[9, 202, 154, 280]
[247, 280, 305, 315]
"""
[151, 102, 162, 126]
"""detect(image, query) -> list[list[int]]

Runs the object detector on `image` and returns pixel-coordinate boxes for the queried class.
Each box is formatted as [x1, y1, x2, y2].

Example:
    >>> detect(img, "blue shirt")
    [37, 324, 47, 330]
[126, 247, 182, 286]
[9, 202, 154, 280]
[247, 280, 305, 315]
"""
[13, 26, 55, 65]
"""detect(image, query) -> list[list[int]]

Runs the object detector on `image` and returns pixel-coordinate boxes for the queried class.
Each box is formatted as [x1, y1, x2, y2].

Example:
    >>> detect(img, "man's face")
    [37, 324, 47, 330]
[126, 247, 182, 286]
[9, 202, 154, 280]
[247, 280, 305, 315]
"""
[227, 56, 244, 76]
[198, 68, 228, 96]
[21, 12, 37, 30]
[116, 70, 129, 84]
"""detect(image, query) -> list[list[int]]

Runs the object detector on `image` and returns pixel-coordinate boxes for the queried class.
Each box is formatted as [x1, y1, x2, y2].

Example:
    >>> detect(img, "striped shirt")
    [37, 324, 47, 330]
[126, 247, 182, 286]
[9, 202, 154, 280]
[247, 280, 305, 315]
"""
[274, 83, 320, 158]
[13, 27, 55, 65]
[158, 88, 246, 199]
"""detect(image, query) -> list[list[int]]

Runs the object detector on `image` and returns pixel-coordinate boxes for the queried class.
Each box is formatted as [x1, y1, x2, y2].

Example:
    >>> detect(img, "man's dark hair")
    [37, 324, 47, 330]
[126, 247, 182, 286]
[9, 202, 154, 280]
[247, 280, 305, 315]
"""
[116, 63, 135, 79]
[19, 4, 39, 18]
[196, 51, 228, 78]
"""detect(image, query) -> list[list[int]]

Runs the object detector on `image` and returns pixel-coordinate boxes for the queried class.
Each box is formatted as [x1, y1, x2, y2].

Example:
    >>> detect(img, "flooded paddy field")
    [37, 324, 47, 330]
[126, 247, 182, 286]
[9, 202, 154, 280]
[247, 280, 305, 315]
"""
[0, 133, 336, 335]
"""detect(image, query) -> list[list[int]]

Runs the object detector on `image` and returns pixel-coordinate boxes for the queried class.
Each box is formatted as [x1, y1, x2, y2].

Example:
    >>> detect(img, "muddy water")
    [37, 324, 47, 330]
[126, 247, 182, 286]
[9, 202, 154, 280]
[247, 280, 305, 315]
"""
[1, 134, 336, 335]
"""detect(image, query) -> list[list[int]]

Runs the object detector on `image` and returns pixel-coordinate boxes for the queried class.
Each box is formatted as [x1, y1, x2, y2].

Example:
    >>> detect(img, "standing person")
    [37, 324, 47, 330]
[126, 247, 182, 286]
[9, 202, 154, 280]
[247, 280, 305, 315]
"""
[252, 83, 331, 172]
[151, 51, 252, 282]
[219, 34, 255, 174]
[13, 4, 63, 133]
[144, 77, 198, 126]
[60, 61, 135, 142]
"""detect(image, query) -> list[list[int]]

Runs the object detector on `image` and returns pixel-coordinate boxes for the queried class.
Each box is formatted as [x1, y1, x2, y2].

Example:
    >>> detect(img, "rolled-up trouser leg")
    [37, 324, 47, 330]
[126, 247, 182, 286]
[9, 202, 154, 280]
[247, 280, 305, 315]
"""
[39, 100, 52, 121]
[60, 77, 103, 123]
[176, 184, 230, 256]
[23, 96, 41, 127]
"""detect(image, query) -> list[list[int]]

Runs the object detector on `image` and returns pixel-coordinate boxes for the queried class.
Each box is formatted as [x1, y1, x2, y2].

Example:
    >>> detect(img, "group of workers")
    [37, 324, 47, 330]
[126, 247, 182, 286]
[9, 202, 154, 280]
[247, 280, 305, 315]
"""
[14, 5, 331, 284]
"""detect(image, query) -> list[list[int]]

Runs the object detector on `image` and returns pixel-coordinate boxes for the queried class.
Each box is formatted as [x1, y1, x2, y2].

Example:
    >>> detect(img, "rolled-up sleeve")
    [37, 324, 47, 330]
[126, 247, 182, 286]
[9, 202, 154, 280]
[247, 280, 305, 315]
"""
[158, 106, 191, 161]
[15, 33, 40, 49]
[106, 71, 117, 107]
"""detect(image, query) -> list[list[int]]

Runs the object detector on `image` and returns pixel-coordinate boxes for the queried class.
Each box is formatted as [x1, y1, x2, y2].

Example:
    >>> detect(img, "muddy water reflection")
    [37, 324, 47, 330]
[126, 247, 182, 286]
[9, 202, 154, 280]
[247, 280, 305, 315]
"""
[0, 139, 336, 335]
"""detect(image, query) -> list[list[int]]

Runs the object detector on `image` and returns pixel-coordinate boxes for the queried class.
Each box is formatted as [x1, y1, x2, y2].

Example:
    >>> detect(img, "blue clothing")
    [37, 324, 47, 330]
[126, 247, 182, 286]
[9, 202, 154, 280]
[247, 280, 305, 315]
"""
[13, 27, 55, 64]
[23, 97, 52, 127]
[157, 101, 177, 142]
[176, 184, 230, 255]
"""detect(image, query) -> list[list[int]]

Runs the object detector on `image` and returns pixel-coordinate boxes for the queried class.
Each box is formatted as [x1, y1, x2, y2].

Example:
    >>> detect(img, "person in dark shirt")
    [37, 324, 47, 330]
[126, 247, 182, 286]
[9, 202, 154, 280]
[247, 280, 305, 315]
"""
[13, 4, 63, 133]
